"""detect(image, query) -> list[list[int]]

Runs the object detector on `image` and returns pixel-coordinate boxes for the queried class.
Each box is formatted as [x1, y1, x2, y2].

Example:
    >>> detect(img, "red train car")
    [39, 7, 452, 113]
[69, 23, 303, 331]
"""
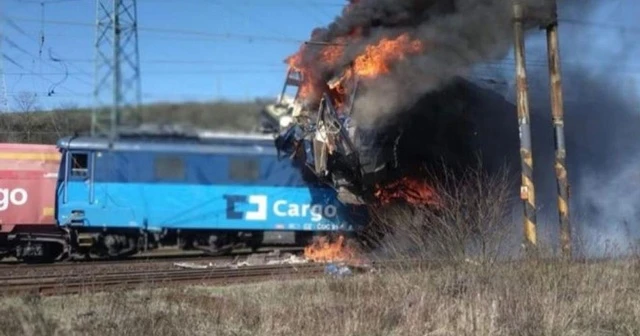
[0, 143, 64, 262]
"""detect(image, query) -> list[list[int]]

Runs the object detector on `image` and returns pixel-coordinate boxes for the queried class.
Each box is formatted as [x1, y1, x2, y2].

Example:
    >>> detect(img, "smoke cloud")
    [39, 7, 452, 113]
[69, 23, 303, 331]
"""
[294, 0, 555, 128]
[523, 0, 640, 256]
[383, 0, 640, 256]
[289, 0, 639, 257]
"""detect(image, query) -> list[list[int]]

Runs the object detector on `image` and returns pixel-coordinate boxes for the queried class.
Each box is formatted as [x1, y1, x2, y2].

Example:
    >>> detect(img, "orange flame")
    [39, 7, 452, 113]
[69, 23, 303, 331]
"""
[320, 38, 347, 66]
[374, 176, 441, 207]
[283, 13, 424, 112]
[304, 235, 364, 265]
[354, 34, 424, 78]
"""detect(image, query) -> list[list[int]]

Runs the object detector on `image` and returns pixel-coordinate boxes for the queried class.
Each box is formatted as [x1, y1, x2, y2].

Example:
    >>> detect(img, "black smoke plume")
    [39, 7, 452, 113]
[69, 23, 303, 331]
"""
[292, 0, 555, 127]
[367, 0, 640, 256]
[287, 0, 639, 256]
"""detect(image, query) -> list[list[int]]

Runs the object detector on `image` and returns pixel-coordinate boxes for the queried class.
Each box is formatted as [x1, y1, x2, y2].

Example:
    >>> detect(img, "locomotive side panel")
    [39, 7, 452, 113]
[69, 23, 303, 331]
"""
[56, 146, 365, 232]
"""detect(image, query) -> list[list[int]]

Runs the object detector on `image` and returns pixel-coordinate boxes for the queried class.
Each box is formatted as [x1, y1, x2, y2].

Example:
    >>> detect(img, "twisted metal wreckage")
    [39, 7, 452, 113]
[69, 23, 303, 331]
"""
[261, 66, 402, 206]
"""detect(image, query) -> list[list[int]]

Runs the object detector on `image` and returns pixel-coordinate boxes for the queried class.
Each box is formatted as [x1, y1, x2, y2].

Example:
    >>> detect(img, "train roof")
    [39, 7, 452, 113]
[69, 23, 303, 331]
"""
[0, 142, 59, 152]
[56, 128, 279, 155]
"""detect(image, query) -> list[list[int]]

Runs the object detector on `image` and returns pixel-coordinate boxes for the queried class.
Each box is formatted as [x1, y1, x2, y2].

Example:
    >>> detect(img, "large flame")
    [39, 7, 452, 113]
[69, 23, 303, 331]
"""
[283, 3, 441, 208]
[303, 235, 364, 265]
[284, 22, 423, 108]
[374, 176, 441, 207]
[353, 34, 424, 78]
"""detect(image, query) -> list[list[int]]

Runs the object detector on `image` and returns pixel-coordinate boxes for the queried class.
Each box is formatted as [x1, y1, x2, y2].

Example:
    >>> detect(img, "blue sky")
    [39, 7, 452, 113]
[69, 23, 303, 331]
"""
[0, 0, 638, 110]
[1, 0, 343, 109]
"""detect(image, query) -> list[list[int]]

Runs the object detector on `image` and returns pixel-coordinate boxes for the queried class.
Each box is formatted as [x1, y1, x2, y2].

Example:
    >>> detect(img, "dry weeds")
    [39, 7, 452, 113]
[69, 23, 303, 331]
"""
[1, 260, 640, 336]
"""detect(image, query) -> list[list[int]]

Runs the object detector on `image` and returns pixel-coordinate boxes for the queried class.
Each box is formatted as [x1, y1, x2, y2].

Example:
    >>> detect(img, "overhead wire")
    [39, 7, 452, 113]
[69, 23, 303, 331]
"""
[559, 18, 640, 33]
[4, 16, 306, 44]
[4, 4, 638, 109]
[1, 49, 84, 96]
[5, 69, 286, 75]
[135, 0, 346, 7]
[4, 17, 93, 85]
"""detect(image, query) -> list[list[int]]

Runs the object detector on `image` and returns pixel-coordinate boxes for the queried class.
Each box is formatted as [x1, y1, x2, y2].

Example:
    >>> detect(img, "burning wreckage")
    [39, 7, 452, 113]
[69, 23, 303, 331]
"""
[261, 68, 379, 206]
[261, 42, 439, 207]
[260, 0, 556, 208]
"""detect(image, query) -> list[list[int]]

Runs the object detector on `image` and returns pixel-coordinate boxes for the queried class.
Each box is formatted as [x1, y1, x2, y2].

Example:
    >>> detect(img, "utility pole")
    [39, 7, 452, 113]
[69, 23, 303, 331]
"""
[92, 0, 142, 140]
[512, 2, 537, 250]
[544, 0, 571, 258]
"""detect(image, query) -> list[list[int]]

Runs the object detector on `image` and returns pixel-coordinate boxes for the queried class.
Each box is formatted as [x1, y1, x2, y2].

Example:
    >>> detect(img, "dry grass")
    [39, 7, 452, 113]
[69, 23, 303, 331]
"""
[1, 260, 640, 336]
[365, 161, 519, 264]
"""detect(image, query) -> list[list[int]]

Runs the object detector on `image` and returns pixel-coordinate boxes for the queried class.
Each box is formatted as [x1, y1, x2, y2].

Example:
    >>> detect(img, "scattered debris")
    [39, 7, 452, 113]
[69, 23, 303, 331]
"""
[173, 262, 212, 270]
[172, 250, 379, 271]
[324, 263, 353, 278]
[173, 252, 310, 270]
[266, 254, 309, 265]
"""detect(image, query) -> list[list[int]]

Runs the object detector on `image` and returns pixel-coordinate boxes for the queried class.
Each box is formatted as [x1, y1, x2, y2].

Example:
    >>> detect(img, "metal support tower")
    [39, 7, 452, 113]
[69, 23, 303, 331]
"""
[512, 2, 537, 251]
[544, 0, 572, 258]
[92, 0, 142, 139]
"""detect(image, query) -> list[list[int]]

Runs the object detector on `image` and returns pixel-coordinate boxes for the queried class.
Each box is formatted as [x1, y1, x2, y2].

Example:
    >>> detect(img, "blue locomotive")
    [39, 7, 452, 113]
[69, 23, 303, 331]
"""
[54, 129, 367, 258]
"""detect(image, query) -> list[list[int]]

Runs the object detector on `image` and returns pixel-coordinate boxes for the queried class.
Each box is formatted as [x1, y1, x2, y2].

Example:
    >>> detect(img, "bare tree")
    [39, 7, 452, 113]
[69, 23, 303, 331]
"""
[9, 91, 41, 142]
[13, 91, 39, 113]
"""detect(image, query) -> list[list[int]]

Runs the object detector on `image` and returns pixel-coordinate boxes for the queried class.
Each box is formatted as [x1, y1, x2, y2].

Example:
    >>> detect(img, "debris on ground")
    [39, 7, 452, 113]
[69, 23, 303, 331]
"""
[173, 251, 310, 270]
[173, 262, 212, 269]
[324, 263, 353, 278]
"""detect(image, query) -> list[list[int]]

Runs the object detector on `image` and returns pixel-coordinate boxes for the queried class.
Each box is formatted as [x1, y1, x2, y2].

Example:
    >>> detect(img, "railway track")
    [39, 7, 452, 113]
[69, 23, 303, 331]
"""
[0, 246, 304, 267]
[0, 250, 309, 280]
[0, 258, 507, 297]
[0, 258, 421, 297]
[0, 263, 331, 296]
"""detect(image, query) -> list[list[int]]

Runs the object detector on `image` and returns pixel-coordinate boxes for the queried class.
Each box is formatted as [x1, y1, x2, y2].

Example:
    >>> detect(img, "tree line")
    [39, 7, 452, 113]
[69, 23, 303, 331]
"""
[0, 91, 269, 144]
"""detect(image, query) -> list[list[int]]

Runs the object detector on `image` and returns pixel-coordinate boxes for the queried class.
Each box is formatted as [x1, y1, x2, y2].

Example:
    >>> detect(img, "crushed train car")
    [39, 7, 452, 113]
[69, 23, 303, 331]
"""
[261, 68, 403, 206]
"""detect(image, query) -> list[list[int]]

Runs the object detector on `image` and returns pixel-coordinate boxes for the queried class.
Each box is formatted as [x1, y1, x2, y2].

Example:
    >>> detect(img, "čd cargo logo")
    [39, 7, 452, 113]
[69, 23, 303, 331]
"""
[0, 188, 28, 211]
[223, 194, 338, 222]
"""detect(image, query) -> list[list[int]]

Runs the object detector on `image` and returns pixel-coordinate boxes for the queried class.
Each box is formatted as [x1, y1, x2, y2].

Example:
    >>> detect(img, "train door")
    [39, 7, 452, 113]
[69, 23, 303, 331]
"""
[59, 150, 96, 226]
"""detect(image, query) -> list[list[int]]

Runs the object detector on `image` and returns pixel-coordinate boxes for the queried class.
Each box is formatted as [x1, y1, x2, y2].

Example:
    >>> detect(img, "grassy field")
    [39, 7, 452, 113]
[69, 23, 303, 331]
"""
[1, 259, 639, 336]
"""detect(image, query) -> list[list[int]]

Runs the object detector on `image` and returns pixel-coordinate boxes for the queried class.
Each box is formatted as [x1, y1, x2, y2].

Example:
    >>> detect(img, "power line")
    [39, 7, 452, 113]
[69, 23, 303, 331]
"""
[4, 17, 93, 84]
[4, 16, 306, 44]
[6, 69, 285, 75]
[559, 18, 640, 33]
[9, 57, 287, 67]
[0, 37, 7, 112]
[136, 0, 346, 7]
[2, 34, 93, 89]
[1, 53, 86, 96]
[8, 0, 82, 4]
[9, 0, 346, 6]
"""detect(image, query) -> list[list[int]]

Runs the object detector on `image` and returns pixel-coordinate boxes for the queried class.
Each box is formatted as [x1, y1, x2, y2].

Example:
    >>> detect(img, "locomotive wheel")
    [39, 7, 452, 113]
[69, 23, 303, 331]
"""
[19, 242, 63, 264]
[248, 232, 264, 252]
[195, 233, 234, 256]
[101, 235, 139, 259]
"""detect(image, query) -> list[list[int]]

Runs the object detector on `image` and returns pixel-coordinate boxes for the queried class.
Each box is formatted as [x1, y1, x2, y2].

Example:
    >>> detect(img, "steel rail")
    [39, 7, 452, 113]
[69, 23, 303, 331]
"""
[0, 263, 330, 296]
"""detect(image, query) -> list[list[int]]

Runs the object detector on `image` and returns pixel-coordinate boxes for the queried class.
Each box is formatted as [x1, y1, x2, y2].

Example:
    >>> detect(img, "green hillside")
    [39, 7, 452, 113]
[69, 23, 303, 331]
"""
[0, 99, 270, 144]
